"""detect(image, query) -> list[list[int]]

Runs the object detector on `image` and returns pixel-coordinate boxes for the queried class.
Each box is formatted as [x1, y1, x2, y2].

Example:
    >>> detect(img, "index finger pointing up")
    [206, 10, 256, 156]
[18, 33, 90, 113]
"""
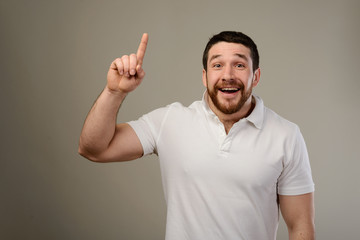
[136, 33, 148, 67]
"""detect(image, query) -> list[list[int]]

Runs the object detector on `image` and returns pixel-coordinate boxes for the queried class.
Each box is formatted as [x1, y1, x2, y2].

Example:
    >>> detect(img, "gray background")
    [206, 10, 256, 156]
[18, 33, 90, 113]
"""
[1, 0, 359, 239]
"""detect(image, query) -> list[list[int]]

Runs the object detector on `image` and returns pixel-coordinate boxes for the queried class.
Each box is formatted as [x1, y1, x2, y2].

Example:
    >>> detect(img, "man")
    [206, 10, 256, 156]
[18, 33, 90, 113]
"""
[79, 31, 315, 240]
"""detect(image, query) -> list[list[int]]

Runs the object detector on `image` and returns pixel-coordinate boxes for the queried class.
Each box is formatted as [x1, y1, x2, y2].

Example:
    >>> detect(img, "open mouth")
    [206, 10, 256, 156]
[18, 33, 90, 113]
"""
[219, 87, 240, 93]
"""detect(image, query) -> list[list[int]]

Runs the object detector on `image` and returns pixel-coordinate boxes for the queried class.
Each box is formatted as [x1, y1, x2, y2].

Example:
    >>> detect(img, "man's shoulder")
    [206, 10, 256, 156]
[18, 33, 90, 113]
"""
[251, 95, 298, 132]
[169, 100, 204, 116]
[163, 100, 203, 112]
[263, 105, 299, 134]
[143, 100, 203, 119]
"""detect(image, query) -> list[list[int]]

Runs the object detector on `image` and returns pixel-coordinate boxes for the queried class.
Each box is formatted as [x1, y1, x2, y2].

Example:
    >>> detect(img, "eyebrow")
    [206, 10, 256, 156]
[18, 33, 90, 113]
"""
[209, 53, 249, 62]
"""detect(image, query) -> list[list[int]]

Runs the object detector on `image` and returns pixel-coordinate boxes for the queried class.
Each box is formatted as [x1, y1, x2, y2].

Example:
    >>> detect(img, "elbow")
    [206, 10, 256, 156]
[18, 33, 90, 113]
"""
[78, 145, 88, 158]
[78, 143, 102, 162]
[288, 221, 315, 240]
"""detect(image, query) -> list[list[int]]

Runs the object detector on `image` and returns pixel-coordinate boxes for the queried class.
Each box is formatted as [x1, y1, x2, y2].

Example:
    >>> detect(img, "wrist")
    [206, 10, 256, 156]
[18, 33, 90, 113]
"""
[104, 86, 128, 100]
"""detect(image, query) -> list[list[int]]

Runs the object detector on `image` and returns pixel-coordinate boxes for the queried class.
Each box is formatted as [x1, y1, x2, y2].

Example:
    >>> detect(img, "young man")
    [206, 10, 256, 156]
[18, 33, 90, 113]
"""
[79, 31, 315, 240]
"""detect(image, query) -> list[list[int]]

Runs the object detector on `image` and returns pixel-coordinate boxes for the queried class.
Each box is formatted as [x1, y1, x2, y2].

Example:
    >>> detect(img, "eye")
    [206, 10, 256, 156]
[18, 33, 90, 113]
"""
[235, 63, 245, 68]
[213, 63, 222, 68]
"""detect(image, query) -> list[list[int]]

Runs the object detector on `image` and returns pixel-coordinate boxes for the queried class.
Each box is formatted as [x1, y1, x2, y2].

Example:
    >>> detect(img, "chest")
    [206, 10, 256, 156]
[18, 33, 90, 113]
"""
[156, 114, 285, 192]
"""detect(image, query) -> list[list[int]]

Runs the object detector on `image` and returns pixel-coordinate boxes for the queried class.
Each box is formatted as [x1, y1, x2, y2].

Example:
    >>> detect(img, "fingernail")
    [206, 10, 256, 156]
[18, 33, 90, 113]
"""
[130, 69, 135, 75]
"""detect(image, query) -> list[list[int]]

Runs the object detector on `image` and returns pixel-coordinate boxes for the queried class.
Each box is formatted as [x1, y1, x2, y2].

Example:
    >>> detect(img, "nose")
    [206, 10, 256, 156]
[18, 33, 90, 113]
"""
[221, 65, 234, 82]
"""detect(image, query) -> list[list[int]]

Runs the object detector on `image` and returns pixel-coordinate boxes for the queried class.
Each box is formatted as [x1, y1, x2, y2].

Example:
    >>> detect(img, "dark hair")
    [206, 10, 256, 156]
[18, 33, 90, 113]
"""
[202, 31, 259, 72]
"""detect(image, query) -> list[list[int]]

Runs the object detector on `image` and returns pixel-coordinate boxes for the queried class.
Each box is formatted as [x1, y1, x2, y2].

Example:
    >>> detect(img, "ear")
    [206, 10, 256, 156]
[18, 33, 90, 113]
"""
[202, 69, 207, 87]
[252, 68, 261, 87]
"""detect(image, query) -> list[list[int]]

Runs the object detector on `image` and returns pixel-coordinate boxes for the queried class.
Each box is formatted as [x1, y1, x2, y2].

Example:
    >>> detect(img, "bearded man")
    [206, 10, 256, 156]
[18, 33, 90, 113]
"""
[79, 31, 315, 240]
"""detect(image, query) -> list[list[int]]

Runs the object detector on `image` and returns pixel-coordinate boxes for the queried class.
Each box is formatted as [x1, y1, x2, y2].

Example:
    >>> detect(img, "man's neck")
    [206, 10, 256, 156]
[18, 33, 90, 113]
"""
[206, 94, 256, 134]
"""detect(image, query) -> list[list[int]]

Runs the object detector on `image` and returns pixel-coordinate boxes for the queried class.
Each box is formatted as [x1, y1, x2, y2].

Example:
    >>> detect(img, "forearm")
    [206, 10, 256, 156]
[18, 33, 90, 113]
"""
[79, 86, 127, 158]
[79, 33, 148, 161]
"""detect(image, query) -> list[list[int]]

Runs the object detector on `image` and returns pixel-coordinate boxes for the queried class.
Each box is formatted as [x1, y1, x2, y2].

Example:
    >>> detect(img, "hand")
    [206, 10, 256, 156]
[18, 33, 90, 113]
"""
[106, 33, 148, 94]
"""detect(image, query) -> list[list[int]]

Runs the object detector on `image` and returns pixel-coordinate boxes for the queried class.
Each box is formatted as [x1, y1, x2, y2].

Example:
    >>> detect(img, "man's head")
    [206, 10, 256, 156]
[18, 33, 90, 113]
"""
[202, 31, 259, 73]
[202, 31, 260, 116]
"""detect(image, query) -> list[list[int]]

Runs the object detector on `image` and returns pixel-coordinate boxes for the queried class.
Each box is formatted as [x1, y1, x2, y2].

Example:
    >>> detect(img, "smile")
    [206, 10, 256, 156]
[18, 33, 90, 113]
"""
[219, 88, 240, 93]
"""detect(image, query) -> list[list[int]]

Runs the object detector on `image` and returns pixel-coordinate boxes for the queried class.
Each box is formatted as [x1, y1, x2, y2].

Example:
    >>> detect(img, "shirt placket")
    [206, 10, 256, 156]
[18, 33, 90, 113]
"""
[212, 117, 232, 156]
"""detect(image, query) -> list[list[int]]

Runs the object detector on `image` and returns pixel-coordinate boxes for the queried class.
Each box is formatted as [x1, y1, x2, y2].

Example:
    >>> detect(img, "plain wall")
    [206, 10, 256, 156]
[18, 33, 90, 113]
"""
[1, 0, 359, 239]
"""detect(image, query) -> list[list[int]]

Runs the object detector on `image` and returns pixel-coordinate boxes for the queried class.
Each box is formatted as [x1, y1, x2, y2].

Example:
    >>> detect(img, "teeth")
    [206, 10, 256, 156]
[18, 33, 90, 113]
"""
[221, 88, 238, 91]
[219, 87, 240, 93]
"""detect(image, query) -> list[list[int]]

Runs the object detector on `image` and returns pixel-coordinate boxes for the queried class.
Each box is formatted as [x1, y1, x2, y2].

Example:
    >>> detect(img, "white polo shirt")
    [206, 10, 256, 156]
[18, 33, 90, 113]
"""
[128, 94, 314, 240]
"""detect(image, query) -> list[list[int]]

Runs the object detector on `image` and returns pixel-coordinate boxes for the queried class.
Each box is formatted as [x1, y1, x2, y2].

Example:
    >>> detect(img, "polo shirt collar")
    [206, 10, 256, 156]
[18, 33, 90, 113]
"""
[201, 91, 264, 129]
[247, 95, 264, 129]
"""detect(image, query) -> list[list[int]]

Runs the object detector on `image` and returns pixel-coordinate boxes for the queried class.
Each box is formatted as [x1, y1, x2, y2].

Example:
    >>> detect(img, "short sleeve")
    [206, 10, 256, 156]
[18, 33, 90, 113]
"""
[277, 126, 315, 195]
[127, 106, 171, 156]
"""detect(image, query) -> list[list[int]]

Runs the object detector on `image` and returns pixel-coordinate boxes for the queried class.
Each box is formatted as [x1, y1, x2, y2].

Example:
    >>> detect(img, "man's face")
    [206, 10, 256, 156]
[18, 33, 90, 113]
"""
[202, 42, 260, 115]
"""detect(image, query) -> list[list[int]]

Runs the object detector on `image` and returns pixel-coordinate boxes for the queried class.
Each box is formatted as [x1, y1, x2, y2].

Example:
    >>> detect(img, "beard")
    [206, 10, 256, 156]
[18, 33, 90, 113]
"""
[207, 80, 253, 115]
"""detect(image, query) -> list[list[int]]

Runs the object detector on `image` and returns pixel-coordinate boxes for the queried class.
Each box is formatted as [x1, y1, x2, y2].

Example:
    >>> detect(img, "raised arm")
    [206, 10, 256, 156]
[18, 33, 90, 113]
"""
[78, 33, 149, 162]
